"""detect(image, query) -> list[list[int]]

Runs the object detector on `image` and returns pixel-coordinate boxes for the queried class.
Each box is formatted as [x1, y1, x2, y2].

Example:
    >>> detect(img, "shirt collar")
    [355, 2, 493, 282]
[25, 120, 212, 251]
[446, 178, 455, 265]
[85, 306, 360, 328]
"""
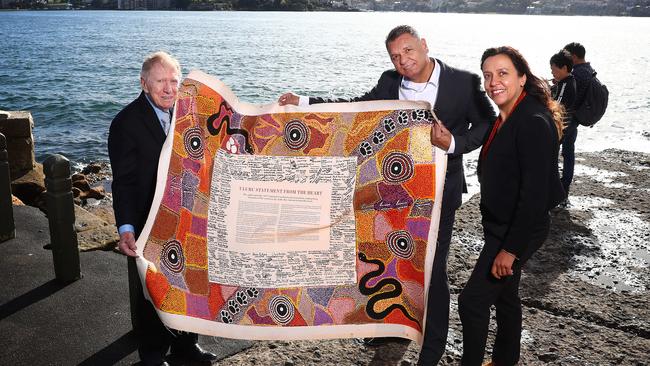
[400, 58, 441, 90]
[144, 93, 172, 122]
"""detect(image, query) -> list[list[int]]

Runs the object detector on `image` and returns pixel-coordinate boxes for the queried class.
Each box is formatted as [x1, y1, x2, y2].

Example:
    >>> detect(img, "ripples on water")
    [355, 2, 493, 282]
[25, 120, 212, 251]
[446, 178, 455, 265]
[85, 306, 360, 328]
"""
[1, 11, 649, 165]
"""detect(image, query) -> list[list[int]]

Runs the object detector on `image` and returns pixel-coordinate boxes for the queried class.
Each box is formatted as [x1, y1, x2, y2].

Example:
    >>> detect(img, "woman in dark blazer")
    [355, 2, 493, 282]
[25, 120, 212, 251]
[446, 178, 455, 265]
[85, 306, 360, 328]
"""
[458, 46, 565, 366]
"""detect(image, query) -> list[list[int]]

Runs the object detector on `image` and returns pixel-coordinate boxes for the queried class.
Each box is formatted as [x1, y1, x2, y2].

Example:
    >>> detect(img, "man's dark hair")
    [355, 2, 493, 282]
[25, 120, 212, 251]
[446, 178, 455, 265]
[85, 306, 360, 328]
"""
[550, 49, 573, 72]
[564, 42, 586, 59]
[385, 25, 419, 47]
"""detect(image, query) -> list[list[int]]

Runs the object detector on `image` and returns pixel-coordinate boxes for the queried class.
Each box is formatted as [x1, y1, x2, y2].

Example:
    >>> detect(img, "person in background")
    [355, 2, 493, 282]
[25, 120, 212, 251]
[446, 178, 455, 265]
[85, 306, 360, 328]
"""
[458, 46, 565, 366]
[550, 49, 577, 200]
[108, 51, 217, 366]
[562, 42, 597, 205]
[564, 42, 595, 108]
[278, 25, 495, 365]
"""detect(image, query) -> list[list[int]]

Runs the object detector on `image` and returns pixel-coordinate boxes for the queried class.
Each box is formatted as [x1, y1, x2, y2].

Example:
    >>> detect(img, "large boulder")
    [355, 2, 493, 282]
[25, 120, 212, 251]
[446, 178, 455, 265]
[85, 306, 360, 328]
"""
[74, 205, 119, 251]
[10, 163, 45, 208]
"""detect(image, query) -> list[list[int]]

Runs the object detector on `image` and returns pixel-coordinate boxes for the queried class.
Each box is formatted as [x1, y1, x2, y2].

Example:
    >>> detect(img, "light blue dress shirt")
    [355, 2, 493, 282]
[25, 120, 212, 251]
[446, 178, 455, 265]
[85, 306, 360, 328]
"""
[118, 94, 172, 236]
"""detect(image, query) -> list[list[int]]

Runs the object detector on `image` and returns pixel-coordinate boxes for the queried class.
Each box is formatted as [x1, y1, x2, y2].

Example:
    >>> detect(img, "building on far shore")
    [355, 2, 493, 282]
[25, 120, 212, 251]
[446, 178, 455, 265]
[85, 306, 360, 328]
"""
[118, 0, 170, 10]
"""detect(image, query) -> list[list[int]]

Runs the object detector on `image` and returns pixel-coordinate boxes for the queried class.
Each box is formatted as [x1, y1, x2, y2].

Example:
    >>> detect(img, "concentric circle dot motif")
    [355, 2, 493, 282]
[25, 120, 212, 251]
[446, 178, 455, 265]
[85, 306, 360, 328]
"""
[161, 240, 185, 274]
[268, 295, 295, 325]
[183, 127, 204, 160]
[381, 151, 414, 184]
[387, 230, 415, 259]
[284, 119, 310, 150]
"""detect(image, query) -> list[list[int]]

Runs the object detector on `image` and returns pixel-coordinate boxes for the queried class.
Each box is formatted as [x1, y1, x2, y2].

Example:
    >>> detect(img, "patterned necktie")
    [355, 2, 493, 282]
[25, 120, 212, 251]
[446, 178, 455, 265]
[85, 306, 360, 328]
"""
[160, 112, 170, 136]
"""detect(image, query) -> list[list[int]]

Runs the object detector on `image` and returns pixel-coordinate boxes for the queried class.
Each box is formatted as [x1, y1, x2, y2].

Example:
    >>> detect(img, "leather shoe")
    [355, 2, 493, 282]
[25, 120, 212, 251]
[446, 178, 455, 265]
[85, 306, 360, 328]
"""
[170, 343, 217, 362]
[140, 361, 169, 366]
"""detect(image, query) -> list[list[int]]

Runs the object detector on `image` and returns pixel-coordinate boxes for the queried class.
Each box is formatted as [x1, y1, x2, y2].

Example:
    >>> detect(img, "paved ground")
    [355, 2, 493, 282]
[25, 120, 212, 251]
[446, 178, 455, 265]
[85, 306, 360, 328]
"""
[0, 205, 251, 366]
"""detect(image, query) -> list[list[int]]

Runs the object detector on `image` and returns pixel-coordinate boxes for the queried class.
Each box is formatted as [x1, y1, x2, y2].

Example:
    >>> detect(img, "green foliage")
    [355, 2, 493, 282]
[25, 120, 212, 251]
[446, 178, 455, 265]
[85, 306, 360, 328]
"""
[234, 0, 313, 10]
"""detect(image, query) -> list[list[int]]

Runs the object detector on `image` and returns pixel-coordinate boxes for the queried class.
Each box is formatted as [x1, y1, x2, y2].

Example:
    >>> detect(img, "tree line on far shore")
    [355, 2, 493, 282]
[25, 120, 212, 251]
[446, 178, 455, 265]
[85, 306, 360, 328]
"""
[3, 0, 350, 11]
[4, 0, 650, 17]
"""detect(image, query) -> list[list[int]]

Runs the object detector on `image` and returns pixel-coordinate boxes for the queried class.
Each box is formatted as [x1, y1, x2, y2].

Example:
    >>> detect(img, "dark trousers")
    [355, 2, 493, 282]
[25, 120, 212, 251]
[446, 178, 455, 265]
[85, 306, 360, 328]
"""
[417, 207, 456, 365]
[417, 163, 464, 365]
[560, 121, 578, 194]
[128, 256, 198, 363]
[458, 218, 549, 366]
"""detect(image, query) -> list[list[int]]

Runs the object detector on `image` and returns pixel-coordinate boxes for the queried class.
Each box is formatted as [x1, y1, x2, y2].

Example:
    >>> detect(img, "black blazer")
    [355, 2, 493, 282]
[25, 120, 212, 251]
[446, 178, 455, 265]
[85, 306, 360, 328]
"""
[310, 59, 495, 211]
[478, 94, 564, 257]
[108, 92, 167, 237]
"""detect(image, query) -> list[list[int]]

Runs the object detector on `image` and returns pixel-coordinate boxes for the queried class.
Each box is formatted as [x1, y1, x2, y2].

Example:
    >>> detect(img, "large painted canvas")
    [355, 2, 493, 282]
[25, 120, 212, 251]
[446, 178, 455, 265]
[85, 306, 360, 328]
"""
[134, 70, 447, 344]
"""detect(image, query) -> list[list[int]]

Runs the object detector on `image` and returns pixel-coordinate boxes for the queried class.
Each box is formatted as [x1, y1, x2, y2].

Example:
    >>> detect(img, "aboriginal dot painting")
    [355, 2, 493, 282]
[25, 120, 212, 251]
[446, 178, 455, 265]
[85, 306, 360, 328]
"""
[135, 70, 447, 343]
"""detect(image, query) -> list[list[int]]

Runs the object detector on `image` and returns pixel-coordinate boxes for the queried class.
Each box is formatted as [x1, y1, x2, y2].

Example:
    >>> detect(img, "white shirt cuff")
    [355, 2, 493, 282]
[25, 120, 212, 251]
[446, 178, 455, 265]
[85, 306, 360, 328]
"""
[446, 136, 456, 155]
[298, 96, 310, 107]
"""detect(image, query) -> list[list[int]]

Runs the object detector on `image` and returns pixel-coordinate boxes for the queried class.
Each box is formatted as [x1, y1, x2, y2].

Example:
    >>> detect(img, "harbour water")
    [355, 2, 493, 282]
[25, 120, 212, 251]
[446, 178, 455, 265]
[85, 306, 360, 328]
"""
[1, 11, 649, 166]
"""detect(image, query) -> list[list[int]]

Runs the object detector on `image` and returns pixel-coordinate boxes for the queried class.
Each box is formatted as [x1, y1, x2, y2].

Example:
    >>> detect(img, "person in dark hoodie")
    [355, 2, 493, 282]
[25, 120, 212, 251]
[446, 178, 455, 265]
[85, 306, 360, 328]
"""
[458, 46, 565, 366]
[550, 49, 577, 198]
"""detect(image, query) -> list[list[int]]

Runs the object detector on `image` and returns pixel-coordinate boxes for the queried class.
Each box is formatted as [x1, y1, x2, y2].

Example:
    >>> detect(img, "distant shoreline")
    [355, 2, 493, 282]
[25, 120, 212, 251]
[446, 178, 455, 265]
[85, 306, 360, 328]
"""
[2, 8, 648, 17]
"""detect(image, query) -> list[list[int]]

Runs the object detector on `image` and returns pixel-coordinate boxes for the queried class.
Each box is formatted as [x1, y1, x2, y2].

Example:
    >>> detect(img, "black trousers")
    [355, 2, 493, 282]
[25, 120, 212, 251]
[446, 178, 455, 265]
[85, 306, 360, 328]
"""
[417, 206, 456, 365]
[458, 217, 549, 366]
[417, 164, 465, 365]
[128, 256, 198, 363]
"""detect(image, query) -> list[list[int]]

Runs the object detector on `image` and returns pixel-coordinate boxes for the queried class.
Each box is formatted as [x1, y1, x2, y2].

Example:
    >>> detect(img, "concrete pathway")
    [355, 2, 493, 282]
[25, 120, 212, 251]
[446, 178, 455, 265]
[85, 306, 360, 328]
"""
[0, 205, 251, 365]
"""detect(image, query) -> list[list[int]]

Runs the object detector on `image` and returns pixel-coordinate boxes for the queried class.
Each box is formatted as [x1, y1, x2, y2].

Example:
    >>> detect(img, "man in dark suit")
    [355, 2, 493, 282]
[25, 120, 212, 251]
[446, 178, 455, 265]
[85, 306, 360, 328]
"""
[279, 25, 495, 365]
[108, 51, 217, 366]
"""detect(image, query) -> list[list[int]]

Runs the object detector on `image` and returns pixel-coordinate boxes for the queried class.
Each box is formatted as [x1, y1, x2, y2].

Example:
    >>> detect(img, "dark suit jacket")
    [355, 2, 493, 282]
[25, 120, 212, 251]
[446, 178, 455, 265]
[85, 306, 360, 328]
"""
[477, 94, 564, 257]
[108, 92, 167, 237]
[310, 59, 495, 211]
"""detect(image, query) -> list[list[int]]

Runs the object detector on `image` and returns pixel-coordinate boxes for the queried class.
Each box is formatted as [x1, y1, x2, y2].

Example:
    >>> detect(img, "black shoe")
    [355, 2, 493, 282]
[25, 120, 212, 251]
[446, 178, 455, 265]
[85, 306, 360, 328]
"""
[558, 197, 570, 208]
[170, 343, 217, 362]
[140, 360, 169, 366]
[139, 351, 169, 366]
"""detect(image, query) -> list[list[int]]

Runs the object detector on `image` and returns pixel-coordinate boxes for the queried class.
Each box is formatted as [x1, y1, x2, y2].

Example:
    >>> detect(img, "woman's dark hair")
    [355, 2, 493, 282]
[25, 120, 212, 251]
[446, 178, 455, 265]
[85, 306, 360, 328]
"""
[481, 46, 563, 139]
[550, 49, 573, 73]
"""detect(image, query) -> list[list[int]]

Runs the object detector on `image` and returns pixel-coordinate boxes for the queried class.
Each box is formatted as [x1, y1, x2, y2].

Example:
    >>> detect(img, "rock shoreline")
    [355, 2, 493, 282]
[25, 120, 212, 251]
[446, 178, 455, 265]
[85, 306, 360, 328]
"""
[14, 149, 648, 364]
[210, 149, 649, 365]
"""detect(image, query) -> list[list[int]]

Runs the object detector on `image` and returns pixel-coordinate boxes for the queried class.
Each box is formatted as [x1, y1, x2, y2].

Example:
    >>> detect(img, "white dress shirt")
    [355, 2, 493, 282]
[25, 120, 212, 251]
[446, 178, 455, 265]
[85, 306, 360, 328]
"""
[298, 59, 455, 154]
[399, 59, 455, 154]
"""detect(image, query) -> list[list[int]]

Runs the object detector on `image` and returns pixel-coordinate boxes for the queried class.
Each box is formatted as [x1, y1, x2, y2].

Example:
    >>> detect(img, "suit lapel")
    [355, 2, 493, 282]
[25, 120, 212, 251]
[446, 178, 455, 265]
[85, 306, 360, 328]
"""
[136, 92, 166, 146]
[433, 59, 451, 116]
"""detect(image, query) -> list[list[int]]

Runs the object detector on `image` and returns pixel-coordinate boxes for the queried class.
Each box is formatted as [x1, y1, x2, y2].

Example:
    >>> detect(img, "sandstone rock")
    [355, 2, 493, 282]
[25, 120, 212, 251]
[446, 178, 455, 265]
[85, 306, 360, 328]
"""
[11, 195, 24, 205]
[0, 111, 35, 177]
[10, 163, 45, 206]
[73, 205, 118, 251]
[82, 163, 102, 175]
[71, 173, 85, 182]
[72, 178, 91, 192]
[86, 186, 105, 200]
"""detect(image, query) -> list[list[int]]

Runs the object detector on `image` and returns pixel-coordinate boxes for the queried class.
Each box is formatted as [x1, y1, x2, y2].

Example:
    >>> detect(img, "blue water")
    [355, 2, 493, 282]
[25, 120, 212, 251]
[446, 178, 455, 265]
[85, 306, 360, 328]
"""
[1, 11, 649, 166]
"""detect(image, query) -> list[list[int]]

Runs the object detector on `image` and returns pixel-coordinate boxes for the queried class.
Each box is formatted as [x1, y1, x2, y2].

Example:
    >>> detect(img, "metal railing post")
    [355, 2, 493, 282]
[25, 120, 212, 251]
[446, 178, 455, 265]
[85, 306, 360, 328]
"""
[43, 154, 81, 282]
[0, 133, 15, 242]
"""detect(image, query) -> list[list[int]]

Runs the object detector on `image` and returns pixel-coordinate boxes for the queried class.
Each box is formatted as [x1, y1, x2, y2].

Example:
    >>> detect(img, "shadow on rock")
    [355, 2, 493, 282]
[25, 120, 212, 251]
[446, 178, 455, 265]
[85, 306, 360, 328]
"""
[522, 207, 599, 298]
[366, 339, 412, 365]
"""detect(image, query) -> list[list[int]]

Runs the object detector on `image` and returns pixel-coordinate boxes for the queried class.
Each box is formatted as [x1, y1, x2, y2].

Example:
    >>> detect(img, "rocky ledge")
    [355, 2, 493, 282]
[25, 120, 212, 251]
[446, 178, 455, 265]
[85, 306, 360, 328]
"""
[211, 149, 650, 365]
